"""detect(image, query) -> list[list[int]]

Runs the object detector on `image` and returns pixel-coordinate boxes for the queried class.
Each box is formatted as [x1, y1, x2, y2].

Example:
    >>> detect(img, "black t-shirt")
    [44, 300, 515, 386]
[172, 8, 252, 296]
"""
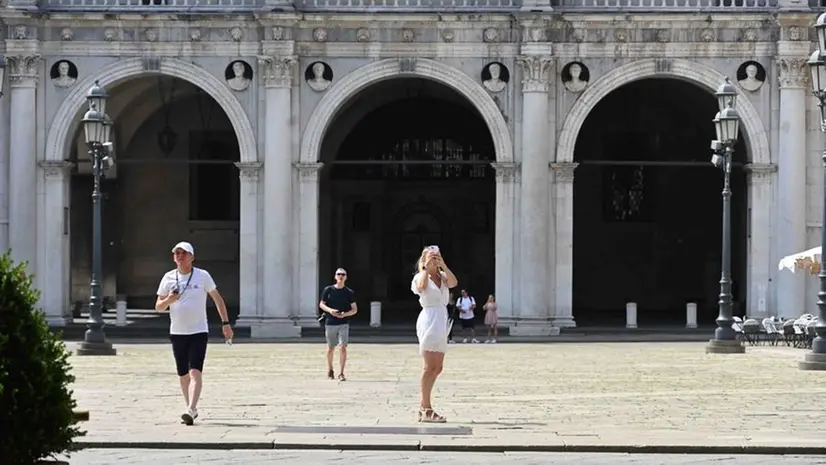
[320, 285, 355, 326]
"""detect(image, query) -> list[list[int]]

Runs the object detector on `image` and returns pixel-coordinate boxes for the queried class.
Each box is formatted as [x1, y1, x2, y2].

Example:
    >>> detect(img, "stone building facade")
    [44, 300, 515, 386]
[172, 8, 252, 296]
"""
[0, 0, 820, 336]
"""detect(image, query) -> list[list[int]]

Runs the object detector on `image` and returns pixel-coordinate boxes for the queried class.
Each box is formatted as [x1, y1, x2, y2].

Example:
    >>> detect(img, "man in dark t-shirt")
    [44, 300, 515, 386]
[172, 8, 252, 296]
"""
[319, 268, 357, 381]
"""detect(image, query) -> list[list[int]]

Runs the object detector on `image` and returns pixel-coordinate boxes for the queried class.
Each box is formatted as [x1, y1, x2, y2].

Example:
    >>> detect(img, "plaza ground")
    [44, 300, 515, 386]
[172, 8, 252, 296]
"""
[67, 342, 826, 451]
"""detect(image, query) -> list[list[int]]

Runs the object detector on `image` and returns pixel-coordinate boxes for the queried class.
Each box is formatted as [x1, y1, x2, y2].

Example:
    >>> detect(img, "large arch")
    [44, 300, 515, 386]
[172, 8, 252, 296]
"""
[300, 58, 514, 164]
[45, 57, 257, 163]
[557, 58, 770, 165]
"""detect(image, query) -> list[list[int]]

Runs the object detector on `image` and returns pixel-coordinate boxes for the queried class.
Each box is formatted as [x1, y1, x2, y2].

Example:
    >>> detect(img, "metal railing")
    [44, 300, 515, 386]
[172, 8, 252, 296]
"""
[551, 0, 777, 11]
[294, 0, 519, 11]
[37, 0, 266, 12]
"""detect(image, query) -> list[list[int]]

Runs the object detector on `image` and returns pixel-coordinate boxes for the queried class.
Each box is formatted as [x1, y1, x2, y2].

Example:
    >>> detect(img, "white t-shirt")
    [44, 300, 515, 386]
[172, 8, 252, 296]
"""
[156, 267, 217, 335]
[456, 296, 475, 320]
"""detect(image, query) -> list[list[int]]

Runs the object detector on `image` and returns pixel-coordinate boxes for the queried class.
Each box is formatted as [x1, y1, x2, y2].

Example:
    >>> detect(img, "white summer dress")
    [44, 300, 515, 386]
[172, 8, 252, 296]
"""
[411, 271, 451, 354]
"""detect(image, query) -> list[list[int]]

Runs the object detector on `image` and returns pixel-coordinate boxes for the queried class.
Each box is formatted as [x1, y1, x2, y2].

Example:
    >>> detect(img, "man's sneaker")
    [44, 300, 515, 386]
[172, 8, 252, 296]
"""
[484, 339, 491, 344]
[448, 340, 456, 344]
[471, 338, 480, 344]
[462, 338, 468, 343]
[181, 408, 198, 426]
[491, 339, 497, 344]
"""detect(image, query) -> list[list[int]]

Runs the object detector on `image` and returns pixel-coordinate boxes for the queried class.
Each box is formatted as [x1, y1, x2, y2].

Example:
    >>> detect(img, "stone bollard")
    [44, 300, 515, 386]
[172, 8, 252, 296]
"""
[686, 302, 698, 329]
[370, 301, 381, 328]
[626, 302, 637, 329]
[115, 298, 127, 327]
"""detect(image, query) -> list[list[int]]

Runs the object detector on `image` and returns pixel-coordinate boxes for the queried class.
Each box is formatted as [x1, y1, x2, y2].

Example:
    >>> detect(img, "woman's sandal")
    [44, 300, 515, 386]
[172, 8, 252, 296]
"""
[417, 408, 447, 423]
[338, 373, 347, 382]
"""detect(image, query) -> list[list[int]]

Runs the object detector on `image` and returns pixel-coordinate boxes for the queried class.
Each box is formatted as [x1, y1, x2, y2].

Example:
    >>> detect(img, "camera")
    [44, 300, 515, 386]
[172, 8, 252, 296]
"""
[171, 286, 179, 295]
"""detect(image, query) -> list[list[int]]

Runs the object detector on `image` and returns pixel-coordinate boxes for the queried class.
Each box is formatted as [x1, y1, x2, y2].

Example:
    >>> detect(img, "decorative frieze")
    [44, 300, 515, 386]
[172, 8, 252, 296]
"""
[779, 58, 808, 89]
[295, 162, 324, 181]
[491, 162, 518, 183]
[235, 162, 263, 182]
[518, 56, 553, 93]
[259, 55, 296, 88]
[550, 162, 579, 183]
[744, 163, 776, 184]
[7, 55, 41, 88]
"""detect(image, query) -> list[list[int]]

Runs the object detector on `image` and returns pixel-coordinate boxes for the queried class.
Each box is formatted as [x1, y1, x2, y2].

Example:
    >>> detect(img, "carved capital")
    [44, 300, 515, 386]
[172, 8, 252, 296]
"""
[295, 162, 324, 181]
[778, 58, 808, 89]
[7, 55, 41, 88]
[517, 56, 553, 93]
[40, 161, 74, 179]
[491, 162, 518, 183]
[744, 163, 776, 184]
[258, 55, 296, 89]
[550, 162, 579, 182]
[235, 162, 262, 182]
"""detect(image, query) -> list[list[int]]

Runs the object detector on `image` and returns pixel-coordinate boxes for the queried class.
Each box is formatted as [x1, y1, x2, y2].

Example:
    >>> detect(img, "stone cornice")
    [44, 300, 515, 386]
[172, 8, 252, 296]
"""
[39, 41, 261, 56]
[554, 42, 777, 58]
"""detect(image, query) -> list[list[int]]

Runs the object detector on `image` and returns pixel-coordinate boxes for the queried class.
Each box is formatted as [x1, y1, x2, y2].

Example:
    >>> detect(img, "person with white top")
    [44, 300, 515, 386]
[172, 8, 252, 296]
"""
[155, 241, 233, 426]
[411, 245, 458, 423]
[456, 289, 479, 343]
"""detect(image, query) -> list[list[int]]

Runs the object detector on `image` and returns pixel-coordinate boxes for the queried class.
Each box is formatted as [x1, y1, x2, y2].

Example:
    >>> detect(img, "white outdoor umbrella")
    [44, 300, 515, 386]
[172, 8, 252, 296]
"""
[778, 246, 823, 275]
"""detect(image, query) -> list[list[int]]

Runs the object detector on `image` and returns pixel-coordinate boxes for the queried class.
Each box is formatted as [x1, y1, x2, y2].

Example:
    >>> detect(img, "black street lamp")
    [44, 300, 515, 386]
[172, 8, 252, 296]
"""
[706, 77, 746, 355]
[800, 12, 826, 370]
[76, 80, 117, 356]
[0, 56, 6, 98]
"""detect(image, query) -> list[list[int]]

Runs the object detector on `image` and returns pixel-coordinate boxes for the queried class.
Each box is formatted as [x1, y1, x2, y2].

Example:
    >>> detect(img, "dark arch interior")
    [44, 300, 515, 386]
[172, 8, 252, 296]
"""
[69, 76, 242, 318]
[572, 78, 748, 327]
[319, 78, 496, 324]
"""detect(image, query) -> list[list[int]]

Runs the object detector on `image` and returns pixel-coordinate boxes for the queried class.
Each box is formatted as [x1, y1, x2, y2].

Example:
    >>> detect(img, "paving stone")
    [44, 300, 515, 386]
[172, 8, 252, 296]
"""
[66, 342, 826, 450]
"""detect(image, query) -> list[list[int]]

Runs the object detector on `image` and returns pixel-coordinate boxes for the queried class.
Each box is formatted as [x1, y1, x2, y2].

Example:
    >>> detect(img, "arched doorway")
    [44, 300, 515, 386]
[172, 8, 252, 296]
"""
[319, 77, 496, 324]
[572, 78, 748, 326]
[68, 76, 242, 320]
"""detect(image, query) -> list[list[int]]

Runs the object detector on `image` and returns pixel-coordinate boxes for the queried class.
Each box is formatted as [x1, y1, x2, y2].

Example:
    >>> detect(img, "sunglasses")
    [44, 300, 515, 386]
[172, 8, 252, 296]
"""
[336, 272, 347, 276]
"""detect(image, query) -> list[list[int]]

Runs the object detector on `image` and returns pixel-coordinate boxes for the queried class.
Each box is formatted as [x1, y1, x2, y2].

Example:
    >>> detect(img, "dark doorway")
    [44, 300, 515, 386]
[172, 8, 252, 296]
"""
[319, 78, 496, 324]
[572, 78, 748, 327]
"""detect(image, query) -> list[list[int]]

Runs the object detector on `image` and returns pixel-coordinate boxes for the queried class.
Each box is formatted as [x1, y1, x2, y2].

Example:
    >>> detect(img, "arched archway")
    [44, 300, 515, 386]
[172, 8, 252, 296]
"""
[317, 77, 498, 324]
[571, 78, 748, 326]
[40, 57, 258, 325]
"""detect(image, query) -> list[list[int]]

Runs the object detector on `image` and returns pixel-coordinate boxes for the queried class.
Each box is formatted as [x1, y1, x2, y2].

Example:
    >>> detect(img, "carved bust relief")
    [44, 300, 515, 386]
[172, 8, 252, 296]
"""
[225, 60, 253, 92]
[50, 60, 78, 88]
[737, 61, 766, 92]
[481, 62, 510, 93]
[305, 61, 333, 92]
[562, 62, 590, 93]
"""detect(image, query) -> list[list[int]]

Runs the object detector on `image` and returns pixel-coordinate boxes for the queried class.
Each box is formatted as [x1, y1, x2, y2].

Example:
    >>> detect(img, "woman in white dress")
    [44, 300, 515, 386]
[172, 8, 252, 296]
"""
[411, 245, 458, 423]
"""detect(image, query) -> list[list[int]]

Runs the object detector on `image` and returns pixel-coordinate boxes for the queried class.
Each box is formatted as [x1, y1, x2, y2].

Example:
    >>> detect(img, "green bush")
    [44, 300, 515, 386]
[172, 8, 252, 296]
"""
[0, 253, 84, 464]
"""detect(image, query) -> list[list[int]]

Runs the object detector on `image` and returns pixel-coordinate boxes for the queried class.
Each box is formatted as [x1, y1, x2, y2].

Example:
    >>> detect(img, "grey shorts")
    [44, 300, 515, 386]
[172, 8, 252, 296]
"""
[325, 324, 350, 348]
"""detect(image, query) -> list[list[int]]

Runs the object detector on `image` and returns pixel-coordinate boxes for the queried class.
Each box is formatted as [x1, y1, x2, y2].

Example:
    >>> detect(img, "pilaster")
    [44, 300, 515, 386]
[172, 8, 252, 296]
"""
[512, 53, 558, 337]
[296, 162, 324, 329]
[550, 162, 578, 328]
[234, 162, 262, 328]
[745, 163, 776, 319]
[8, 55, 40, 274]
[776, 55, 808, 319]
[492, 162, 518, 327]
[38, 161, 73, 327]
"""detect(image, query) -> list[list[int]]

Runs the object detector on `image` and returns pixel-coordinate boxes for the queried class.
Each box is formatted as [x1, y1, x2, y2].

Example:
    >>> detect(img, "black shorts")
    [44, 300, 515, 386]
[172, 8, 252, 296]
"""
[460, 318, 475, 329]
[170, 332, 209, 377]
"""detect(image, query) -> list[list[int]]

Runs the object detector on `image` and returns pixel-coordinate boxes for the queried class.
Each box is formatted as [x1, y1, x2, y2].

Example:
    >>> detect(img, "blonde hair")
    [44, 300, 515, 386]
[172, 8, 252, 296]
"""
[415, 247, 430, 273]
[488, 294, 495, 302]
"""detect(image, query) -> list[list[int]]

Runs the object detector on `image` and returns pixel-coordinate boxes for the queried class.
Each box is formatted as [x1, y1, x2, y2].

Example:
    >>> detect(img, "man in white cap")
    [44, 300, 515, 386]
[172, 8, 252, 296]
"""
[155, 241, 233, 425]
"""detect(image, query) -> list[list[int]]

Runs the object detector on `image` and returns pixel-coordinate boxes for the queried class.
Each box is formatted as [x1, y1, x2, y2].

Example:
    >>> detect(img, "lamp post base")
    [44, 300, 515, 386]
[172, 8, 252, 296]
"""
[799, 352, 826, 370]
[75, 341, 117, 356]
[705, 339, 745, 354]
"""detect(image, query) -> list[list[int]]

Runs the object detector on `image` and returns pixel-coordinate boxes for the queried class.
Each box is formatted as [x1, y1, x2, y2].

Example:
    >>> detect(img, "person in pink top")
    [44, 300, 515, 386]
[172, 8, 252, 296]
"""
[483, 294, 499, 344]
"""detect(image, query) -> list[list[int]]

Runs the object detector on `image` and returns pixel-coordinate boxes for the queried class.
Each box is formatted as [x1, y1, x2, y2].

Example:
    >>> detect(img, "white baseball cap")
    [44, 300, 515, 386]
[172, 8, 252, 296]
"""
[171, 241, 195, 255]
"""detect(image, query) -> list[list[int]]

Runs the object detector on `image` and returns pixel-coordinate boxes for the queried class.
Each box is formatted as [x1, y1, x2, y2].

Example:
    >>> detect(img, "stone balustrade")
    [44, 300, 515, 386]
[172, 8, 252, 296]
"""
[27, 0, 793, 12]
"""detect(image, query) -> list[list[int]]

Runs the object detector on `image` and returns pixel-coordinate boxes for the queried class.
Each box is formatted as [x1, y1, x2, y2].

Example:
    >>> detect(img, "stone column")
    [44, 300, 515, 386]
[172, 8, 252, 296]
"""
[491, 162, 518, 327]
[38, 161, 73, 326]
[234, 162, 262, 328]
[512, 55, 555, 336]
[255, 56, 300, 338]
[296, 162, 323, 327]
[745, 163, 776, 319]
[7, 55, 39, 273]
[0, 61, 9, 253]
[550, 162, 578, 327]
[776, 57, 808, 319]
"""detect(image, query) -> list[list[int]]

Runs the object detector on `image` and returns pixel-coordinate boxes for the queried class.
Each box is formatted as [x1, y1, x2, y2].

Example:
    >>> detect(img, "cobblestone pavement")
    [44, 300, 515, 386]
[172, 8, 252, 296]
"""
[63, 450, 826, 465]
[67, 342, 826, 448]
